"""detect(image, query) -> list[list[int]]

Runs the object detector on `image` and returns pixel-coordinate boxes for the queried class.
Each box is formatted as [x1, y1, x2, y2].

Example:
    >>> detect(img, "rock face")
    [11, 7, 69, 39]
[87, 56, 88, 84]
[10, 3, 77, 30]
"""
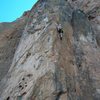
[0, 15, 29, 81]
[0, 0, 100, 100]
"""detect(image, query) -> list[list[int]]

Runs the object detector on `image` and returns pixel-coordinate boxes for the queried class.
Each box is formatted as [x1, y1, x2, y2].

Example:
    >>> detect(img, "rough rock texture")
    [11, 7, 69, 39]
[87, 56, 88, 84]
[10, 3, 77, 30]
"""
[0, 0, 100, 100]
[0, 14, 29, 81]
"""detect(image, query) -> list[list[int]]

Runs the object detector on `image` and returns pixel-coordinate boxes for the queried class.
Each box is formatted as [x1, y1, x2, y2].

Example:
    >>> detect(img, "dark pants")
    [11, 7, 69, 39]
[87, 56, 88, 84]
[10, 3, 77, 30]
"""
[58, 29, 63, 40]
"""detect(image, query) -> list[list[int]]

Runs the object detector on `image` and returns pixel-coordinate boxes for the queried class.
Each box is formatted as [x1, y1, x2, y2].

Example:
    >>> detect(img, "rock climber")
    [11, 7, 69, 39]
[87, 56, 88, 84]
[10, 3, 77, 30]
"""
[57, 24, 63, 40]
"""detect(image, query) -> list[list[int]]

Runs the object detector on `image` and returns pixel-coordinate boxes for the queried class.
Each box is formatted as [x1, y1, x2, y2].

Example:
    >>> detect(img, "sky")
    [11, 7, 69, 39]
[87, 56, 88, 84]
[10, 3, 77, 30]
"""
[0, 0, 38, 22]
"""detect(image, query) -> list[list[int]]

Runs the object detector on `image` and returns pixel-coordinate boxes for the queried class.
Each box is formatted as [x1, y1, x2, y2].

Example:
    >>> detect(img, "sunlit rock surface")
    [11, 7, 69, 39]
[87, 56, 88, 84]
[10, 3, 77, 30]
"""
[0, 0, 100, 100]
[0, 15, 29, 81]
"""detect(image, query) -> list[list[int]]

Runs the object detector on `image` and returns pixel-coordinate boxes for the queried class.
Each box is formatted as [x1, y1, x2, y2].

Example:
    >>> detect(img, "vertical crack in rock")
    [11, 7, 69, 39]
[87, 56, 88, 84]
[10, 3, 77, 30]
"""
[71, 9, 96, 100]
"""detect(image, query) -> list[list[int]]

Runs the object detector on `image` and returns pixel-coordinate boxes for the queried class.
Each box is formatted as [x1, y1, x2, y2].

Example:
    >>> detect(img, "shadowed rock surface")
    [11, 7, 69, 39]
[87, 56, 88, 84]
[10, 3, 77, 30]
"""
[0, 0, 100, 100]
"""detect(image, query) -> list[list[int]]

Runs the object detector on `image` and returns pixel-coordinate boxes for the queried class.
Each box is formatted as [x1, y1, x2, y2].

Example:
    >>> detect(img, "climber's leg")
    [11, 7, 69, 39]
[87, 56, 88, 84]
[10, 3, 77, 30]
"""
[59, 32, 63, 40]
[57, 28, 63, 40]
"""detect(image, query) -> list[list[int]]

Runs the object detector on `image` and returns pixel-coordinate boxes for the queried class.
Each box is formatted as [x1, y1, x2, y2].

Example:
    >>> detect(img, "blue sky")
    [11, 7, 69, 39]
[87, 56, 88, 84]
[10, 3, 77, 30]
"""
[0, 0, 38, 22]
